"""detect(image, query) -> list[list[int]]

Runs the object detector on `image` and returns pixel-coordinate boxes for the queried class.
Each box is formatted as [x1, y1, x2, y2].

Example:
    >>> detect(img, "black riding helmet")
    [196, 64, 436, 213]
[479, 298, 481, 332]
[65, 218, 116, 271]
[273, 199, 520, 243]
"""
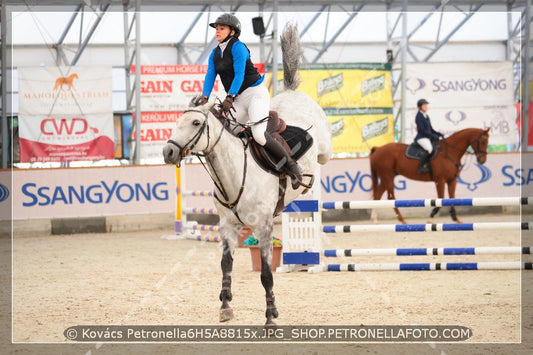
[417, 98, 429, 107]
[209, 13, 241, 38]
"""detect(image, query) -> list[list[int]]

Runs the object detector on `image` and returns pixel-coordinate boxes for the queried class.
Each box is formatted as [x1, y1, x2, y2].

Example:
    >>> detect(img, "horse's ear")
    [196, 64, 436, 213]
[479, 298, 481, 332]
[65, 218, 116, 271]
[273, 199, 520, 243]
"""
[484, 127, 490, 133]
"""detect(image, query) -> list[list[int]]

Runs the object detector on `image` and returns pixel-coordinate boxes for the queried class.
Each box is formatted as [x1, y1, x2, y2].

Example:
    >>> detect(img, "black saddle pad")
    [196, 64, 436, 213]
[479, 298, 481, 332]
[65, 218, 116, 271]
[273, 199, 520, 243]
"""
[281, 125, 313, 161]
[405, 141, 438, 160]
[250, 125, 313, 175]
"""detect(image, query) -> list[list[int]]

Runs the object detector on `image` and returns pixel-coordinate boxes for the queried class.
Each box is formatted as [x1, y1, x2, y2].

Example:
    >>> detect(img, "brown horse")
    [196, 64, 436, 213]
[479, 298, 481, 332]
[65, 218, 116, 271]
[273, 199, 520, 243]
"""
[370, 127, 490, 224]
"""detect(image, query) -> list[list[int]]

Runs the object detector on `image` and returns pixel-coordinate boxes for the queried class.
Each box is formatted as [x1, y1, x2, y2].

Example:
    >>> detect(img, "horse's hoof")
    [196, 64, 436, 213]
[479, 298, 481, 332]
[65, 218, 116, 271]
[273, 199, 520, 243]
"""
[219, 308, 234, 322]
[265, 319, 277, 328]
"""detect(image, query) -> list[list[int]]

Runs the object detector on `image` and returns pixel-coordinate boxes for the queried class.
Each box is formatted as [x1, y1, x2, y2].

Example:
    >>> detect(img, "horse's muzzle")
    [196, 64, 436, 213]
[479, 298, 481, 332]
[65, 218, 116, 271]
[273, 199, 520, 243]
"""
[477, 154, 487, 165]
[162, 144, 181, 165]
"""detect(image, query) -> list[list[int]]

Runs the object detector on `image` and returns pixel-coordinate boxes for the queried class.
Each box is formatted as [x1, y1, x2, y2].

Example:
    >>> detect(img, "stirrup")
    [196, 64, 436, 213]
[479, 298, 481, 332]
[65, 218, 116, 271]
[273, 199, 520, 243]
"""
[290, 173, 314, 192]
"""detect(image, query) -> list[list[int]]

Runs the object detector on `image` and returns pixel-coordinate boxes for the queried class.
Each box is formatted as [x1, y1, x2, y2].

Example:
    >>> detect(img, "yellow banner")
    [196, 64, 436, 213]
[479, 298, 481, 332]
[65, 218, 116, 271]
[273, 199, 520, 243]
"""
[272, 63, 394, 153]
[325, 108, 394, 154]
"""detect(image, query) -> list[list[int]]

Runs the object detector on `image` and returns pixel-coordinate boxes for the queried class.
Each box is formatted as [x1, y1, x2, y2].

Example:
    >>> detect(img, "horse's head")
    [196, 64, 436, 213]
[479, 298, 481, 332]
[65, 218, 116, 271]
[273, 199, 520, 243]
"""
[162, 101, 217, 166]
[471, 128, 490, 165]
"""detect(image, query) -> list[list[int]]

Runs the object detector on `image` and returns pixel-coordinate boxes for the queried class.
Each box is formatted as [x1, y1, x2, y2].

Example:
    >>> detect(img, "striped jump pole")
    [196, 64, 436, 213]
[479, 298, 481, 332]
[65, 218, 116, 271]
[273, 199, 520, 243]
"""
[186, 234, 222, 243]
[325, 262, 531, 272]
[182, 207, 218, 215]
[169, 162, 221, 243]
[322, 222, 531, 233]
[324, 246, 532, 257]
[183, 190, 214, 197]
[189, 223, 219, 232]
[322, 196, 532, 210]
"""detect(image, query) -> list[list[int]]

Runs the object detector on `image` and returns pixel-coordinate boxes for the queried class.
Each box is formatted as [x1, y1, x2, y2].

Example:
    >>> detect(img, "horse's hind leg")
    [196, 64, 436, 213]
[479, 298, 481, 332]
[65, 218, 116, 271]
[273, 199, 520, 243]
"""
[256, 223, 278, 326]
[219, 228, 237, 322]
[385, 179, 406, 224]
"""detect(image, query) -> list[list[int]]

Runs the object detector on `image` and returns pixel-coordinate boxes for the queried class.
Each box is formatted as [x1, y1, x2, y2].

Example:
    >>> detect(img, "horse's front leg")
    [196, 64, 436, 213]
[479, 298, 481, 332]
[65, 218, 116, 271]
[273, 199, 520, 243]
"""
[219, 225, 238, 322]
[256, 223, 278, 327]
[447, 178, 461, 223]
[429, 180, 446, 221]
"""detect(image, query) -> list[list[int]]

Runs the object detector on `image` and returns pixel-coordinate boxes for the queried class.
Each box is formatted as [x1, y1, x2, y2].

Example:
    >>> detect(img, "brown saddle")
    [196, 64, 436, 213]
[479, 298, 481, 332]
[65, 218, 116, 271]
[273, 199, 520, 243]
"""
[250, 111, 291, 171]
[248, 111, 314, 216]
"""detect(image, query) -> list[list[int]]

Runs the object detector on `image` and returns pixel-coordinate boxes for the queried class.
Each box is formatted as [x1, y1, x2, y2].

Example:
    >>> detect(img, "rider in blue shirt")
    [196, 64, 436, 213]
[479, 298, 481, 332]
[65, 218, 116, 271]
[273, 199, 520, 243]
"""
[414, 98, 444, 173]
[199, 13, 302, 189]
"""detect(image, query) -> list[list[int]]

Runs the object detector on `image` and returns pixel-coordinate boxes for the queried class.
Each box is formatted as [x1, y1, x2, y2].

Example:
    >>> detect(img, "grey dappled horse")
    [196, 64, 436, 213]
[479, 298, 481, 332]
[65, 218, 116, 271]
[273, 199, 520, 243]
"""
[162, 24, 332, 326]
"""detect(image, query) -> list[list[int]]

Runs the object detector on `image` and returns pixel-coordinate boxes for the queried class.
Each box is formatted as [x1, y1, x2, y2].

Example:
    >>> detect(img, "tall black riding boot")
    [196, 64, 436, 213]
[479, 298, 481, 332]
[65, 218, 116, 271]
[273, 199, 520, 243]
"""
[263, 133, 303, 189]
[417, 151, 430, 174]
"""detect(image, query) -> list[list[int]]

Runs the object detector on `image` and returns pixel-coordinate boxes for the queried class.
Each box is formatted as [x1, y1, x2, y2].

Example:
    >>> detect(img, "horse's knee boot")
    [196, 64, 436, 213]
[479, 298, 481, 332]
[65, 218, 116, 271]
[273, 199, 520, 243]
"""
[264, 133, 302, 189]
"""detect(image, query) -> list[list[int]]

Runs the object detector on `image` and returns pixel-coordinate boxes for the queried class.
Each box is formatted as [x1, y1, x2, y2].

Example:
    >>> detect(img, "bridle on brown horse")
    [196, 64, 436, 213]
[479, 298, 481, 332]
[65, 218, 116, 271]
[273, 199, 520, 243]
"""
[439, 130, 488, 179]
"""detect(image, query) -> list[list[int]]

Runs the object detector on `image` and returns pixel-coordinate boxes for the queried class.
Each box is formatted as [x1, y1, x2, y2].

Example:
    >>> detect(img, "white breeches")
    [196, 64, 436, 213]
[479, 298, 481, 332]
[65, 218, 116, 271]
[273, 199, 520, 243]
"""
[231, 82, 270, 146]
[416, 138, 433, 154]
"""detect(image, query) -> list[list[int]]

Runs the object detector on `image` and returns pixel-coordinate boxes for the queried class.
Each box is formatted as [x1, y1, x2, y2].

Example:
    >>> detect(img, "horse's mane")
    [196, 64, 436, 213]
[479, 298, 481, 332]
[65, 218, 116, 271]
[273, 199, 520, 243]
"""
[444, 127, 483, 143]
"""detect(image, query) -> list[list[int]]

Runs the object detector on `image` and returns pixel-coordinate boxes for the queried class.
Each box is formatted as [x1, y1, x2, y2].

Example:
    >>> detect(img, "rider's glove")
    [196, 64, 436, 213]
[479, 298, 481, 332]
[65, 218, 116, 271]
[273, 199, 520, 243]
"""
[222, 94, 235, 113]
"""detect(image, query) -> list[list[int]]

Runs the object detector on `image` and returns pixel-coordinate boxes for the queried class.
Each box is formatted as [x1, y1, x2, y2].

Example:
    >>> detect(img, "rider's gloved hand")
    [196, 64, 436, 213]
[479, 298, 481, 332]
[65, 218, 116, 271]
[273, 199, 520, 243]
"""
[222, 94, 235, 113]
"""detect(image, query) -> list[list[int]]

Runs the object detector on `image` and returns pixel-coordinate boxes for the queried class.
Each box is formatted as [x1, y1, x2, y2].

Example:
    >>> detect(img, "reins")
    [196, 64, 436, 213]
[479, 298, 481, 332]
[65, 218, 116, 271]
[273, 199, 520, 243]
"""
[167, 105, 250, 224]
[439, 130, 487, 179]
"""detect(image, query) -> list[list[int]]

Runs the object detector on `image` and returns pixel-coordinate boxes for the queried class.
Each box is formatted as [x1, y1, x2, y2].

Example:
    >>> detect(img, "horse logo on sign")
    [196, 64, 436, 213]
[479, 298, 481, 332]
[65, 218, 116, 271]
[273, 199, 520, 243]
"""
[53, 73, 79, 90]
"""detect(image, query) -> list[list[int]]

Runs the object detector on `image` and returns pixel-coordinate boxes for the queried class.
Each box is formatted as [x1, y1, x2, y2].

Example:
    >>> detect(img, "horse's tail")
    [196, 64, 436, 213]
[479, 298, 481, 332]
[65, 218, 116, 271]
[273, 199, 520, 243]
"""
[280, 23, 303, 91]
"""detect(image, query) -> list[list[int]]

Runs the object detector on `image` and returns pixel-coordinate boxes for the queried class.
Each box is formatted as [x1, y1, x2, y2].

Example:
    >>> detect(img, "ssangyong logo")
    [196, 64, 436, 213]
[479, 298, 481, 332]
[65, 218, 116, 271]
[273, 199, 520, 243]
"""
[457, 164, 491, 191]
[0, 183, 9, 203]
[445, 110, 467, 126]
[405, 78, 426, 95]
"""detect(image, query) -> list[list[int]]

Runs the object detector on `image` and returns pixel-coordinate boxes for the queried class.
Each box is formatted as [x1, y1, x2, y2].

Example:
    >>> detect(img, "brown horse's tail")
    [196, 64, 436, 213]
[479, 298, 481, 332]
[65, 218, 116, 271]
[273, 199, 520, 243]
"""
[369, 147, 379, 200]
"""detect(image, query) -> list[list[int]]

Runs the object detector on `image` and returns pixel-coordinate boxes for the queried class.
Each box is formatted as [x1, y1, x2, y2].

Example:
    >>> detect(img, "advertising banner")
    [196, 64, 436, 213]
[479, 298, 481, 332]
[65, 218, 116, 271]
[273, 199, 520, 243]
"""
[134, 64, 265, 112]
[403, 106, 517, 145]
[134, 65, 226, 112]
[132, 64, 265, 160]
[134, 112, 182, 160]
[275, 63, 394, 154]
[319, 153, 521, 202]
[5, 165, 176, 220]
[18, 66, 114, 162]
[324, 107, 393, 153]
[0, 153, 524, 221]
[405, 62, 516, 145]
[295, 63, 393, 108]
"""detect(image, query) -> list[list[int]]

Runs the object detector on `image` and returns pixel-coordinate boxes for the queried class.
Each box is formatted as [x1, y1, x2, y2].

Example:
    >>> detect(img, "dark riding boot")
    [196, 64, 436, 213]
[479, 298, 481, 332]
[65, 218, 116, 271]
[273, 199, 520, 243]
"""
[417, 151, 430, 174]
[264, 133, 303, 189]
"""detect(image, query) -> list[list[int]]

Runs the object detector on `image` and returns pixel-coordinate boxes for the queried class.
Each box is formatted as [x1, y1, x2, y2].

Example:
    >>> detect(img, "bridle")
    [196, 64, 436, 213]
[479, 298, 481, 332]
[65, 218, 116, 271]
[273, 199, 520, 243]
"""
[166, 108, 226, 167]
[470, 130, 488, 159]
[440, 129, 488, 178]
[165, 106, 248, 223]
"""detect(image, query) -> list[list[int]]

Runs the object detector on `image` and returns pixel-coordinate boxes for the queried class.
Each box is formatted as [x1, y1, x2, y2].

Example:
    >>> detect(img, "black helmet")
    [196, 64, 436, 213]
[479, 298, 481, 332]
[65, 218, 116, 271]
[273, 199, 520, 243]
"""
[417, 98, 429, 107]
[209, 13, 241, 38]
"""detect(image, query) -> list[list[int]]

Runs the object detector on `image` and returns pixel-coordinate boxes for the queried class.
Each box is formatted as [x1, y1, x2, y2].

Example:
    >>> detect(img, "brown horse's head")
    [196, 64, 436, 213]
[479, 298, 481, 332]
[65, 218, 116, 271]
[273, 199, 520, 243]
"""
[471, 128, 490, 165]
